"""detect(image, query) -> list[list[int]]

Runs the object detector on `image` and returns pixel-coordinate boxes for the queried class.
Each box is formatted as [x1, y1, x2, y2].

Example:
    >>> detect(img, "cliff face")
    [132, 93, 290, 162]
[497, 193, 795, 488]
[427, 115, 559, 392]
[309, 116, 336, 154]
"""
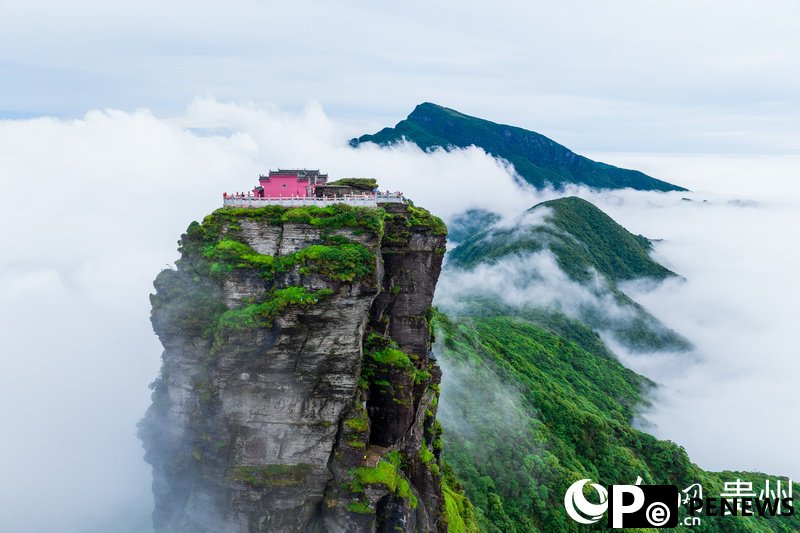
[139, 202, 448, 532]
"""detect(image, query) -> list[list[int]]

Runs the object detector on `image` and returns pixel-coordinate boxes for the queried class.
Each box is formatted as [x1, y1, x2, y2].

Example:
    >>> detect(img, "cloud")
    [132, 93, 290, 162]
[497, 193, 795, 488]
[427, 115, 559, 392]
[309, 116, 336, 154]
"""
[1, 99, 797, 532]
[436, 349, 533, 446]
[434, 206, 684, 352]
[0, 107, 259, 533]
[435, 340, 545, 490]
[573, 153, 800, 481]
[177, 97, 540, 221]
[0, 98, 534, 532]
[436, 150, 800, 481]
[436, 249, 634, 323]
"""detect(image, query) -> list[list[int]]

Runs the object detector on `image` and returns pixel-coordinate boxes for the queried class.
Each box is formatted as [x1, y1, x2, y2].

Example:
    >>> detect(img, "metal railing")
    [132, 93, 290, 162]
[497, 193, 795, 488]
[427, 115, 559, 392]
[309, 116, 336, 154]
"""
[222, 194, 405, 208]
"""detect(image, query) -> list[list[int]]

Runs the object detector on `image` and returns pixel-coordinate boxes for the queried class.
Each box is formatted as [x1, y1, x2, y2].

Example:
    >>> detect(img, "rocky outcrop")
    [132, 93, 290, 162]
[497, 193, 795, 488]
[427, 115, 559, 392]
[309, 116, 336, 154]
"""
[140, 202, 448, 532]
[314, 184, 364, 198]
[315, 178, 378, 198]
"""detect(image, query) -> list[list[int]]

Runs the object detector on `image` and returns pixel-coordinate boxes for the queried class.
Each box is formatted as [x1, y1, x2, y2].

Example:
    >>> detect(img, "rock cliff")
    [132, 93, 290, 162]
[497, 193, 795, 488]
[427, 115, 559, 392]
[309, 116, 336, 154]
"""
[139, 201, 448, 532]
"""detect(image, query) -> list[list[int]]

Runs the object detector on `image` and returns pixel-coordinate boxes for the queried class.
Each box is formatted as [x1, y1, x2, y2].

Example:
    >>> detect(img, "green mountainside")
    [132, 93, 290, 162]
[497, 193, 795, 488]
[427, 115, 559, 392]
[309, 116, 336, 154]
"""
[448, 196, 675, 282]
[435, 196, 799, 531]
[447, 196, 690, 352]
[434, 311, 800, 532]
[350, 103, 686, 192]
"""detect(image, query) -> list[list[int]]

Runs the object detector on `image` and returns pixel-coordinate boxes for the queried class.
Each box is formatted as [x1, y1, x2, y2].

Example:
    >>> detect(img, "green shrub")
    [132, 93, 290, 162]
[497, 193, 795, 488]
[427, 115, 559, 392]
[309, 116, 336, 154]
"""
[344, 416, 369, 433]
[418, 441, 435, 465]
[345, 500, 372, 514]
[293, 243, 375, 281]
[370, 346, 413, 368]
[408, 206, 447, 236]
[443, 486, 480, 533]
[216, 287, 334, 333]
[150, 269, 227, 339]
[325, 177, 378, 190]
[350, 460, 418, 509]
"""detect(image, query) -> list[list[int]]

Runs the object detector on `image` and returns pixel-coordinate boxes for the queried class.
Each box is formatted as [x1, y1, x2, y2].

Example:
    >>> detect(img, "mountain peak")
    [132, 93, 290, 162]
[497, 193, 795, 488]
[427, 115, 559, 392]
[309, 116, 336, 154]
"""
[352, 103, 687, 192]
[450, 195, 675, 282]
[409, 101, 458, 117]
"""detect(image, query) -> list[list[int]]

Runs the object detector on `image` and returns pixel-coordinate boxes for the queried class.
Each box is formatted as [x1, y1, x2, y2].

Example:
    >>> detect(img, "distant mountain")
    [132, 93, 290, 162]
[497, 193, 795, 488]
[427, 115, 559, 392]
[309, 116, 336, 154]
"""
[351, 103, 687, 192]
[449, 196, 675, 282]
[446, 196, 690, 352]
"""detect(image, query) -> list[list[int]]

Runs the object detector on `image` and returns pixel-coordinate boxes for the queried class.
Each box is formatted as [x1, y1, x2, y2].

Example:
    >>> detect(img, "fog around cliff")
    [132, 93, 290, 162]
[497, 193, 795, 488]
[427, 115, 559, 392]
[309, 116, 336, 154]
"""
[0, 100, 536, 532]
[435, 343, 543, 471]
[1, 99, 799, 531]
[580, 153, 800, 480]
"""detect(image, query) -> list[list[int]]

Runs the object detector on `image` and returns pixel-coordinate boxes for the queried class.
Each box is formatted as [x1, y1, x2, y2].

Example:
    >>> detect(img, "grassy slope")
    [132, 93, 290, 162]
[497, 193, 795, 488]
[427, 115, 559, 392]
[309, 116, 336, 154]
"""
[351, 103, 686, 192]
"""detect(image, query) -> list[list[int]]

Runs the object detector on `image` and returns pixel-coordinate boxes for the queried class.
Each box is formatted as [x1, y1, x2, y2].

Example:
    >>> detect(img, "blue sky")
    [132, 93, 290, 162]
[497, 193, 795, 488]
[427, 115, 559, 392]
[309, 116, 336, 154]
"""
[2, 0, 798, 153]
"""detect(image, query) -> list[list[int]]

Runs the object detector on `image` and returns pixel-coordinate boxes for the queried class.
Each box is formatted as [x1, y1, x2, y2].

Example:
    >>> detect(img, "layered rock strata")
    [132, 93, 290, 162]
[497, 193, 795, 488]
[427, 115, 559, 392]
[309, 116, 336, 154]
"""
[140, 202, 448, 532]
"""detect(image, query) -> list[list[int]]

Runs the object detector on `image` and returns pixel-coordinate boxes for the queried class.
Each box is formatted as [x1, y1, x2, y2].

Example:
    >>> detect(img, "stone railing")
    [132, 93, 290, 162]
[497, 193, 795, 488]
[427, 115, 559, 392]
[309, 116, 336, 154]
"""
[222, 194, 405, 208]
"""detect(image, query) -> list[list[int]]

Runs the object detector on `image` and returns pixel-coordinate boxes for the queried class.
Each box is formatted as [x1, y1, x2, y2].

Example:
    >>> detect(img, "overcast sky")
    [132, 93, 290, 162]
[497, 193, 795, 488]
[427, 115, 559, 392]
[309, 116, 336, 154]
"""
[1, 0, 799, 153]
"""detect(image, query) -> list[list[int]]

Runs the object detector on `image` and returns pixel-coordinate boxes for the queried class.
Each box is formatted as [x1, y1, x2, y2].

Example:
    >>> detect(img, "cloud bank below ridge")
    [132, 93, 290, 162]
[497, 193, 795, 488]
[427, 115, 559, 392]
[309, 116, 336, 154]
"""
[1, 99, 798, 531]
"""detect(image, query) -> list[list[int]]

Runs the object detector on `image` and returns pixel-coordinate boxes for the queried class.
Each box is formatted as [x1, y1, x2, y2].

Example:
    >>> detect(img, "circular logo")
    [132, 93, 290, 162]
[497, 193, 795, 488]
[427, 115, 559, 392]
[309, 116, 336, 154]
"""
[564, 479, 609, 524]
[646, 501, 671, 527]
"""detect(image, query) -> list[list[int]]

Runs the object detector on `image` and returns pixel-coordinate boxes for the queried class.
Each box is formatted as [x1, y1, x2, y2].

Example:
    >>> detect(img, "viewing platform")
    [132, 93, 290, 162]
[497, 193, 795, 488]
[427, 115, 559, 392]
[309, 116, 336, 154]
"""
[223, 193, 405, 208]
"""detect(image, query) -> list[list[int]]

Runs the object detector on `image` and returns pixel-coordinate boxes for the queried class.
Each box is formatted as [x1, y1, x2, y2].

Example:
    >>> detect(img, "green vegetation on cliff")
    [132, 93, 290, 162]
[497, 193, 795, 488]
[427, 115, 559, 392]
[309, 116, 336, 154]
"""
[351, 103, 686, 192]
[350, 459, 419, 509]
[361, 332, 433, 389]
[151, 269, 227, 338]
[324, 177, 378, 190]
[443, 466, 481, 533]
[216, 287, 334, 333]
[293, 244, 376, 281]
[201, 237, 375, 282]
[179, 204, 383, 281]
[151, 203, 386, 345]
[408, 205, 448, 236]
[200, 203, 385, 233]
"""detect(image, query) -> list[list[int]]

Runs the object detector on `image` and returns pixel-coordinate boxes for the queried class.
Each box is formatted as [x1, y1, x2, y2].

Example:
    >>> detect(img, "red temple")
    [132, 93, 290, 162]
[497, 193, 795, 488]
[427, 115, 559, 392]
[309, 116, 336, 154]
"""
[252, 169, 328, 198]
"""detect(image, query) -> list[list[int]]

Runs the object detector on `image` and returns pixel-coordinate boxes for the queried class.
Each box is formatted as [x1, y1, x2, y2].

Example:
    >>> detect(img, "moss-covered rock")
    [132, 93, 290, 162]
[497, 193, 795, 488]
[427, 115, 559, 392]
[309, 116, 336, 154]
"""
[141, 199, 454, 533]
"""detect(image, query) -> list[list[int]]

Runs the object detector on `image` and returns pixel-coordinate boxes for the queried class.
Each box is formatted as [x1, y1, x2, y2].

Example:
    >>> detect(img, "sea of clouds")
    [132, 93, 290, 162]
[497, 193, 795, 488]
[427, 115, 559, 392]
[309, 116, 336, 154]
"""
[1, 99, 797, 531]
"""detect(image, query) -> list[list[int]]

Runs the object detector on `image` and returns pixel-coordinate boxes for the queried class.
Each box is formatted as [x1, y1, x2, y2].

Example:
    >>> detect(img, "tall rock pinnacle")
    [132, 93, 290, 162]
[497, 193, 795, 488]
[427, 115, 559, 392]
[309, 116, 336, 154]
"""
[139, 201, 448, 532]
